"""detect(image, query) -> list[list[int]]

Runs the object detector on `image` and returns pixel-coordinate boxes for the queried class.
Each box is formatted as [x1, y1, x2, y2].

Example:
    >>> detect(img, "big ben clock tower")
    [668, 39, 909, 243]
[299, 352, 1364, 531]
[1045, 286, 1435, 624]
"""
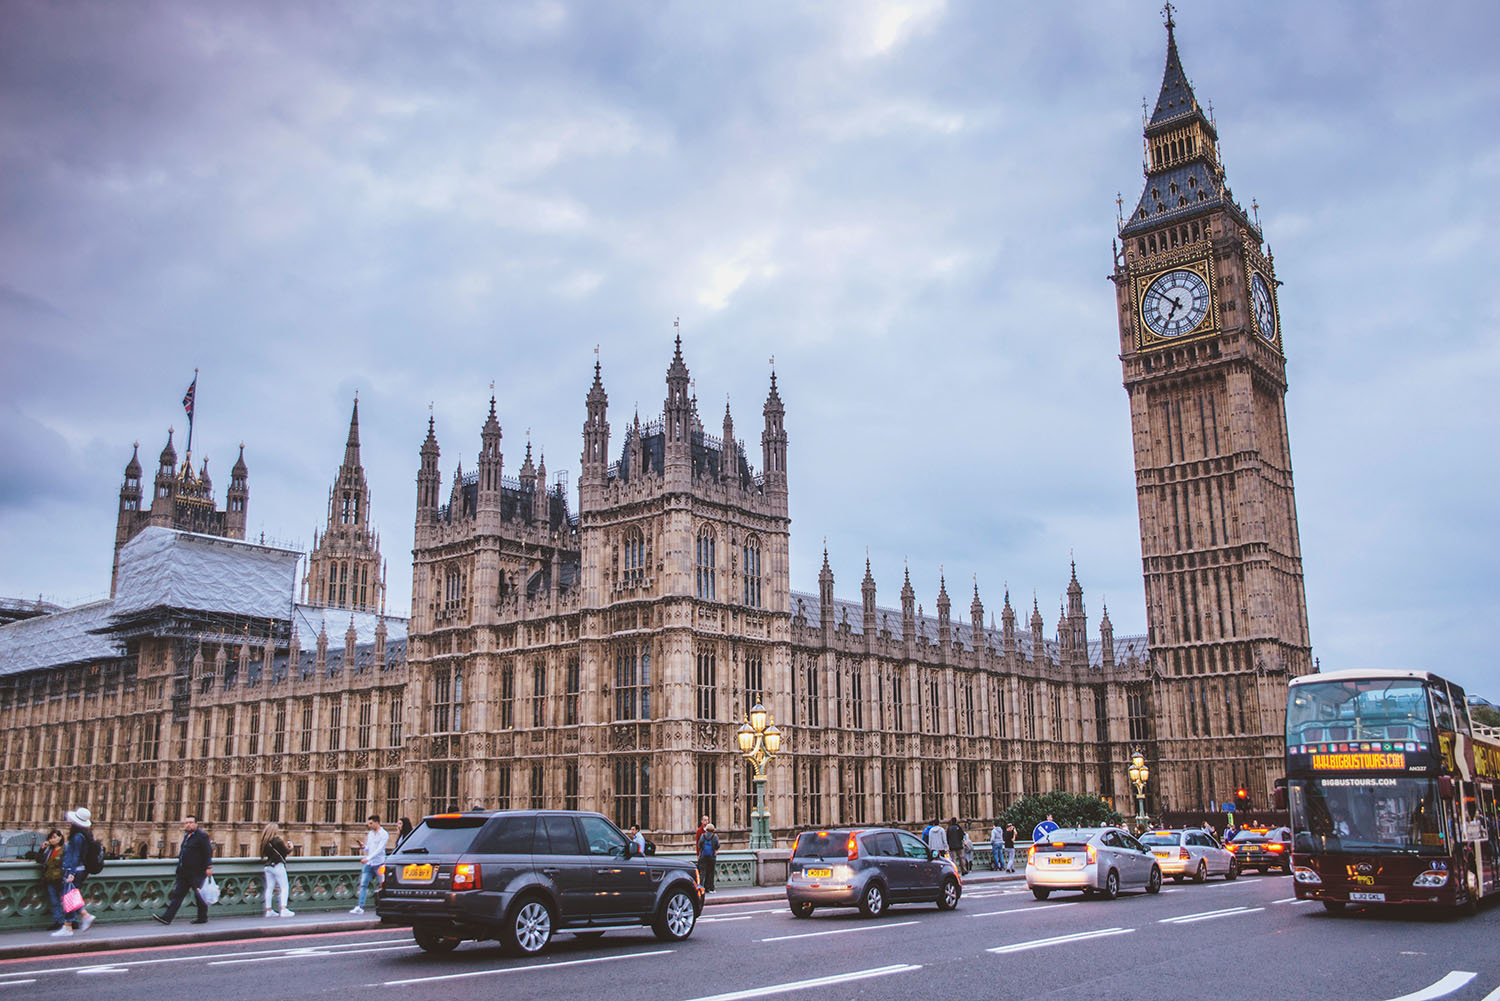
[1113, 7, 1313, 812]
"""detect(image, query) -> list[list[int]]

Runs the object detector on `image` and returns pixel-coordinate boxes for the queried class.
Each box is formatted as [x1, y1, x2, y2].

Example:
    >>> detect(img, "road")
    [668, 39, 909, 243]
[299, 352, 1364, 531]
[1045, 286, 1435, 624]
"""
[3, 875, 1497, 1001]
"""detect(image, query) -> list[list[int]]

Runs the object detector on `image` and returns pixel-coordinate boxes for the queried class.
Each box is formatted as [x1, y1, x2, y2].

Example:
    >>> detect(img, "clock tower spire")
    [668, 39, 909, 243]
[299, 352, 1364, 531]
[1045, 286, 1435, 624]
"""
[1111, 11, 1313, 814]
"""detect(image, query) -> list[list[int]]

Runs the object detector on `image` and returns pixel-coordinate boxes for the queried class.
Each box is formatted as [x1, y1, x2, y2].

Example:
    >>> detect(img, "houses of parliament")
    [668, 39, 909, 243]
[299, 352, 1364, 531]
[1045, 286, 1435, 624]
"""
[0, 15, 1312, 857]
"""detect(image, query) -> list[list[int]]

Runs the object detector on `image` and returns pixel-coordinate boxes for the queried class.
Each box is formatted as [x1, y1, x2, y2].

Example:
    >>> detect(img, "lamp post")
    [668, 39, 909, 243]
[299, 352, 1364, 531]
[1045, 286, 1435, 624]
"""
[1127, 750, 1150, 829]
[737, 702, 782, 850]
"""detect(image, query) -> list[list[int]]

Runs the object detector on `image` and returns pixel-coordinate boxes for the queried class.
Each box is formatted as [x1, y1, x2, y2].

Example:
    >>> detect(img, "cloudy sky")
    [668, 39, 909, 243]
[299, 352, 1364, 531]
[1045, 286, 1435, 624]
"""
[2, 1, 1496, 698]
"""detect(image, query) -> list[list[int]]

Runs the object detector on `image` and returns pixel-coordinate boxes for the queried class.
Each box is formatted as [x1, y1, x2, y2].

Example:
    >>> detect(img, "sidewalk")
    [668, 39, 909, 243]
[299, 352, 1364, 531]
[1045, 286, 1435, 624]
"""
[0, 869, 1023, 960]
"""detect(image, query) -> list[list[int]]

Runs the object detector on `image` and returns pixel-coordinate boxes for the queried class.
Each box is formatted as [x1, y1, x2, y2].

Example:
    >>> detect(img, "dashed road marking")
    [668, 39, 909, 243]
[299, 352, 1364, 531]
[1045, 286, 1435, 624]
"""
[382, 948, 674, 987]
[987, 927, 1134, 953]
[1158, 906, 1264, 924]
[759, 919, 919, 943]
[1378, 971, 1477, 1001]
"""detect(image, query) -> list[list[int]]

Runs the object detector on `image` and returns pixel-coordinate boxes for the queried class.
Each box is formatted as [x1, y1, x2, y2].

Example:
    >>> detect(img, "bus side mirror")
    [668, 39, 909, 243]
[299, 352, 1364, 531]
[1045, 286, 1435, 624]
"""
[1273, 786, 1287, 811]
[1438, 776, 1453, 799]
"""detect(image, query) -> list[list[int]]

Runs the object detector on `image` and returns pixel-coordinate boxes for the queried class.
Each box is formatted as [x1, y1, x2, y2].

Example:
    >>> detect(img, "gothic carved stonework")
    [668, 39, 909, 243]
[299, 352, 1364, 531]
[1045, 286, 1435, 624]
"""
[612, 723, 639, 751]
[695, 723, 718, 750]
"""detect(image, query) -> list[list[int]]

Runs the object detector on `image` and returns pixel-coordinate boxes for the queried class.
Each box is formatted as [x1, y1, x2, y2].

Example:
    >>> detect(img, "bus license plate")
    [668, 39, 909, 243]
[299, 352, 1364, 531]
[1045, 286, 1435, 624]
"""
[402, 864, 434, 882]
[805, 868, 832, 879]
[1349, 891, 1384, 902]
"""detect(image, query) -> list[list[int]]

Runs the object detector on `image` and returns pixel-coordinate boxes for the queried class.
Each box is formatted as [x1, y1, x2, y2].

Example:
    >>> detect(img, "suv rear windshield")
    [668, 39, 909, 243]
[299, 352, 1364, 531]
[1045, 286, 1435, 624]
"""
[793, 832, 852, 860]
[395, 816, 486, 855]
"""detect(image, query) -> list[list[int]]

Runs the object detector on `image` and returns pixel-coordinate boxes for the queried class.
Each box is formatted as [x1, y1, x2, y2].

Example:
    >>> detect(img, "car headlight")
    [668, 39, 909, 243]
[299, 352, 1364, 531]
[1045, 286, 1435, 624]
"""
[1412, 870, 1448, 887]
[1291, 867, 1321, 885]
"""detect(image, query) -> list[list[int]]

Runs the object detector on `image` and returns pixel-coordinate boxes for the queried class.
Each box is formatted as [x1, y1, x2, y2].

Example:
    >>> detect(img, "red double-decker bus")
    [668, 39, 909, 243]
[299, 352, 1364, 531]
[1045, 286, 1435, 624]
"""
[1282, 669, 1500, 914]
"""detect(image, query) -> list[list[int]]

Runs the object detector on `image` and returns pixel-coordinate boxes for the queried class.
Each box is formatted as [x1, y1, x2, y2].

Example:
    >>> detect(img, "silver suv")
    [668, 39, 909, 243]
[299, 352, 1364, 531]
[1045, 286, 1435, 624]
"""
[785, 828, 962, 918]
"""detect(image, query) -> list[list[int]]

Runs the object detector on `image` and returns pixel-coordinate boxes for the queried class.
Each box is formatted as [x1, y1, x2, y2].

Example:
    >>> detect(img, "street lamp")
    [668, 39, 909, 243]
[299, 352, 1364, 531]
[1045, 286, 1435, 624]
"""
[738, 702, 781, 850]
[1127, 750, 1150, 828]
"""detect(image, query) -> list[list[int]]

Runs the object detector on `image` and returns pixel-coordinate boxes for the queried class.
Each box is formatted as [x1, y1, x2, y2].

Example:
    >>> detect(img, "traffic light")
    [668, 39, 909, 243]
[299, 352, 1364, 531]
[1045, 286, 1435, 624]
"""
[1235, 788, 1250, 811]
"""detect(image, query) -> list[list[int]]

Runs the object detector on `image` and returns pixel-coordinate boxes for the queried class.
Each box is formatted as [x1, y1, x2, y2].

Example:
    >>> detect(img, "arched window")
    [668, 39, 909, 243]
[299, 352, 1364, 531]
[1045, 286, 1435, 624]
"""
[742, 537, 762, 608]
[696, 528, 717, 600]
[623, 527, 646, 585]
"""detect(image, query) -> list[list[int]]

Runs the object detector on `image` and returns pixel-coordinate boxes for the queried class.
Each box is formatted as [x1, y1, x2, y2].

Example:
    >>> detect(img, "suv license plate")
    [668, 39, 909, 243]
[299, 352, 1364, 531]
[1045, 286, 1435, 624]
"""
[402, 863, 434, 882]
[1349, 892, 1385, 902]
[805, 868, 832, 878]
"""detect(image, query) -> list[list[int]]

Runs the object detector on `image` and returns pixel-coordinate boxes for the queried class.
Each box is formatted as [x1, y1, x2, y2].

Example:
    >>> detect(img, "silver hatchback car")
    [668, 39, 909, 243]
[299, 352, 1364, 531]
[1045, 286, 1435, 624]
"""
[1138, 828, 1239, 883]
[785, 828, 962, 918]
[1025, 827, 1163, 900]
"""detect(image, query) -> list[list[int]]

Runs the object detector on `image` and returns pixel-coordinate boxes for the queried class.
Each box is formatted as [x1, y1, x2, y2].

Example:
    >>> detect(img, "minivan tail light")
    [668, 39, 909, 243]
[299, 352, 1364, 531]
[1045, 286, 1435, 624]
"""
[453, 862, 481, 891]
[847, 833, 859, 861]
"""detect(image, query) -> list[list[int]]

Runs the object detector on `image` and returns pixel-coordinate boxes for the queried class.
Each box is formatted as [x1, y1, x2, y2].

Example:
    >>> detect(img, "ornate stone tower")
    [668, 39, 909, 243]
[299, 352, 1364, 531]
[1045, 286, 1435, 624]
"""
[304, 397, 385, 612]
[1112, 9, 1313, 810]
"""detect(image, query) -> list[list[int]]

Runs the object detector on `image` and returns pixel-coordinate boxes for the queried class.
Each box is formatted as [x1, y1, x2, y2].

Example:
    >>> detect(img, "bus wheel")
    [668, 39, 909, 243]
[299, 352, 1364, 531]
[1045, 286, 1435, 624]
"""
[1322, 901, 1346, 914]
[1462, 866, 1481, 916]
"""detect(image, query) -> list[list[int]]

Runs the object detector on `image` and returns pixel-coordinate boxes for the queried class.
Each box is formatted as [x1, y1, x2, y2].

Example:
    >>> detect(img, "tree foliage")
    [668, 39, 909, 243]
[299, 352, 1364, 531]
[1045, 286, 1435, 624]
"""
[997, 791, 1124, 839]
[1472, 705, 1500, 728]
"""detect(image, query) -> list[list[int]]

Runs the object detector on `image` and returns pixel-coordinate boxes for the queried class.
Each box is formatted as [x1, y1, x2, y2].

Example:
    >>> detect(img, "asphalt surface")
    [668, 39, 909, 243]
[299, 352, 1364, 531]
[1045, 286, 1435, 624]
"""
[2, 873, 1497, 1001]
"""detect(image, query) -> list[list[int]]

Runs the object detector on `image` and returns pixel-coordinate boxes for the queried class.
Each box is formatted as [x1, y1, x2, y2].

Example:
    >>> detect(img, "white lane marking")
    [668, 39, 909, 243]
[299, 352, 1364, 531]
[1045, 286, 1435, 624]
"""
[703, 907, 786, 917]
[678, 964, 922, 1001]
[987, 927, 1134, 954]
[1158, 906, 1265, 924]
[759, 919, 919, 943]
[76, 967, 127, 975]
[699, 915, 756, 923]
[969, 903, 1076, 917]
[1479, 982, 1500, 1001]
[0, 980, 36, 987]
[382, 948, 674, 987]
[0, 937, 413, 979]
[208, 943, 415, 965]
[1378, 971, 1477, 1001]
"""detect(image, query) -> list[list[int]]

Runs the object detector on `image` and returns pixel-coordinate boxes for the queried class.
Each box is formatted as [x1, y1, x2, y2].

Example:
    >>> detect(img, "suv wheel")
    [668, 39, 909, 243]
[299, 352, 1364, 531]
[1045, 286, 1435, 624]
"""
[653, 887, 698, 942]
[1146, 866, 1162, 895]
[936, 876, 960, 911]
[789, 900, 814, 919]
[1102, 869, 1120, 900]
[413, 926, 461, 954]
[858, 881, 887, 917]
[503, 897, 554, 956]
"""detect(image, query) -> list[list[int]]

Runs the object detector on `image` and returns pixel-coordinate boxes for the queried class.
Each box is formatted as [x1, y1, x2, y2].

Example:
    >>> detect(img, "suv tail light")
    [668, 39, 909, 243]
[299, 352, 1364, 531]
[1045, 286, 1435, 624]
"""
[452, 862, 481, 891]
[1267, 844, 1285, 853]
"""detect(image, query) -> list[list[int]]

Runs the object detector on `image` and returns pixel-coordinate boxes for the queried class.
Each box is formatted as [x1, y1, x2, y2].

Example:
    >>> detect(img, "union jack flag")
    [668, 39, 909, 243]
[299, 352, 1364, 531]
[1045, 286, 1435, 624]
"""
[182, 376, 196, 419]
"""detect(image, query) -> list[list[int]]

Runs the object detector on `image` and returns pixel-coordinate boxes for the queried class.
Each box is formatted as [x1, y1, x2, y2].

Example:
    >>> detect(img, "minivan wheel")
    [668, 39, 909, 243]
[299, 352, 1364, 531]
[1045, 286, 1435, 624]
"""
[859, 881, 887, 917]
[413, 926, 461, 954]
[502, 897, 554, 956]
[1102, 869, 1120, 900]
[1146, 866, 1162, 894]
[1194, 860, 1208, 883]
[653, 888, 698, 942]
[936, 876, 960, 911]
[789, 900, 814, 919]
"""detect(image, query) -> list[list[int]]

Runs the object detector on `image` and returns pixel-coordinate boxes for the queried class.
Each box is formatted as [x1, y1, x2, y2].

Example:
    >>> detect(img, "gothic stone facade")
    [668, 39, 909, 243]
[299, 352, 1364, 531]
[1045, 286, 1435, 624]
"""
[403, 342, 1159, 847]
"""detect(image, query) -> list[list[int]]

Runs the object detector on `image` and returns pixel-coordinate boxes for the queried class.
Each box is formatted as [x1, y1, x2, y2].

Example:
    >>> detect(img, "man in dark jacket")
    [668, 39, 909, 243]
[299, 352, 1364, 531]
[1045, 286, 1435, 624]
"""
[154, 815, 214, 925]
[946, 818, 965, 861]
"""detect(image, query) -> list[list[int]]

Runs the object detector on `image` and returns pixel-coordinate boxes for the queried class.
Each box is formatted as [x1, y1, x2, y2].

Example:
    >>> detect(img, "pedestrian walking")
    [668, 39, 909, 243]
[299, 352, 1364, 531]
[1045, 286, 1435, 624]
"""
[988, 820, 1004, 871]
[54, 808, 97, 936]
[925, 820, 948, 856]
[153, 815, 213, 925]
[696, 823, 720, 893]
[945, 818, 965, 866]
[1031, 813, 1059, 843]
[260, 822, 295, 918]
[37, 829, 66, 931]
[1003, 823, 1018, 871]
[350, 814, 388, 914]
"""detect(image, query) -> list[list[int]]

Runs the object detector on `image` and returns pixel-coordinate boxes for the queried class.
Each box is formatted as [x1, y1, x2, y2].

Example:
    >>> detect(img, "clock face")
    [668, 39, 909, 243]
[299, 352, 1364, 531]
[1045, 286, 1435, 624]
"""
[1142, 269, 1211, 339]
[1251, 272, 1276, 341]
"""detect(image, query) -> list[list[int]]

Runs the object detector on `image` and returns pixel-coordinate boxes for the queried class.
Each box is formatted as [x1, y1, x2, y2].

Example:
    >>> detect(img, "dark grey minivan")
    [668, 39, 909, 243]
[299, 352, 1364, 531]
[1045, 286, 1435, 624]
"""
[785, 828, 962, 918]
[377, 810, 703, 955]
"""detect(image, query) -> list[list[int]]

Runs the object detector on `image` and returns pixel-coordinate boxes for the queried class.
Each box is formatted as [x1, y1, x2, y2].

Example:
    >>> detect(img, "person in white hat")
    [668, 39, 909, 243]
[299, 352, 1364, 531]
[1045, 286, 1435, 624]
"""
[54, 807, 97, 937]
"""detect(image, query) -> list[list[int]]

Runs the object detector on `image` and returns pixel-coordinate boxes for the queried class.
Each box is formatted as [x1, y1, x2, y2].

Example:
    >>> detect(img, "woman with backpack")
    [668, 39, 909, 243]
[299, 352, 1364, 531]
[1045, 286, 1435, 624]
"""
[260, 822, 295, 918]
[54, 807, 97, 937]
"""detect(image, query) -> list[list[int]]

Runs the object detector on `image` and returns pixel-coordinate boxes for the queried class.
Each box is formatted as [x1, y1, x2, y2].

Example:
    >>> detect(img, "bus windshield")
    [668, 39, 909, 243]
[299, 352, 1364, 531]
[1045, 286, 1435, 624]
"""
[1287, 679, 1432, 747]
[1289, 776, 1449, 857]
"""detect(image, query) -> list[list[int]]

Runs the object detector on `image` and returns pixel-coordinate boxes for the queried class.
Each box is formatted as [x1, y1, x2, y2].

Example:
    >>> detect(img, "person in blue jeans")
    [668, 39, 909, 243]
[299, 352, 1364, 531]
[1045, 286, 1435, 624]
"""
[38, 829, 66, 930]
[989, 821, 1004, 871]
[696, 823, 720, 893]
[350, 815, 388, 914]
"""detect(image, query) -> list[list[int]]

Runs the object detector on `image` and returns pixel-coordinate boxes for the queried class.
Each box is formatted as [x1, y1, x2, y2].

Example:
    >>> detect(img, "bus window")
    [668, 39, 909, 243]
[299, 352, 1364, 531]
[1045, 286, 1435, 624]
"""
[1448, 682, 1470, 734]
[1430, 684, 1456, 734]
